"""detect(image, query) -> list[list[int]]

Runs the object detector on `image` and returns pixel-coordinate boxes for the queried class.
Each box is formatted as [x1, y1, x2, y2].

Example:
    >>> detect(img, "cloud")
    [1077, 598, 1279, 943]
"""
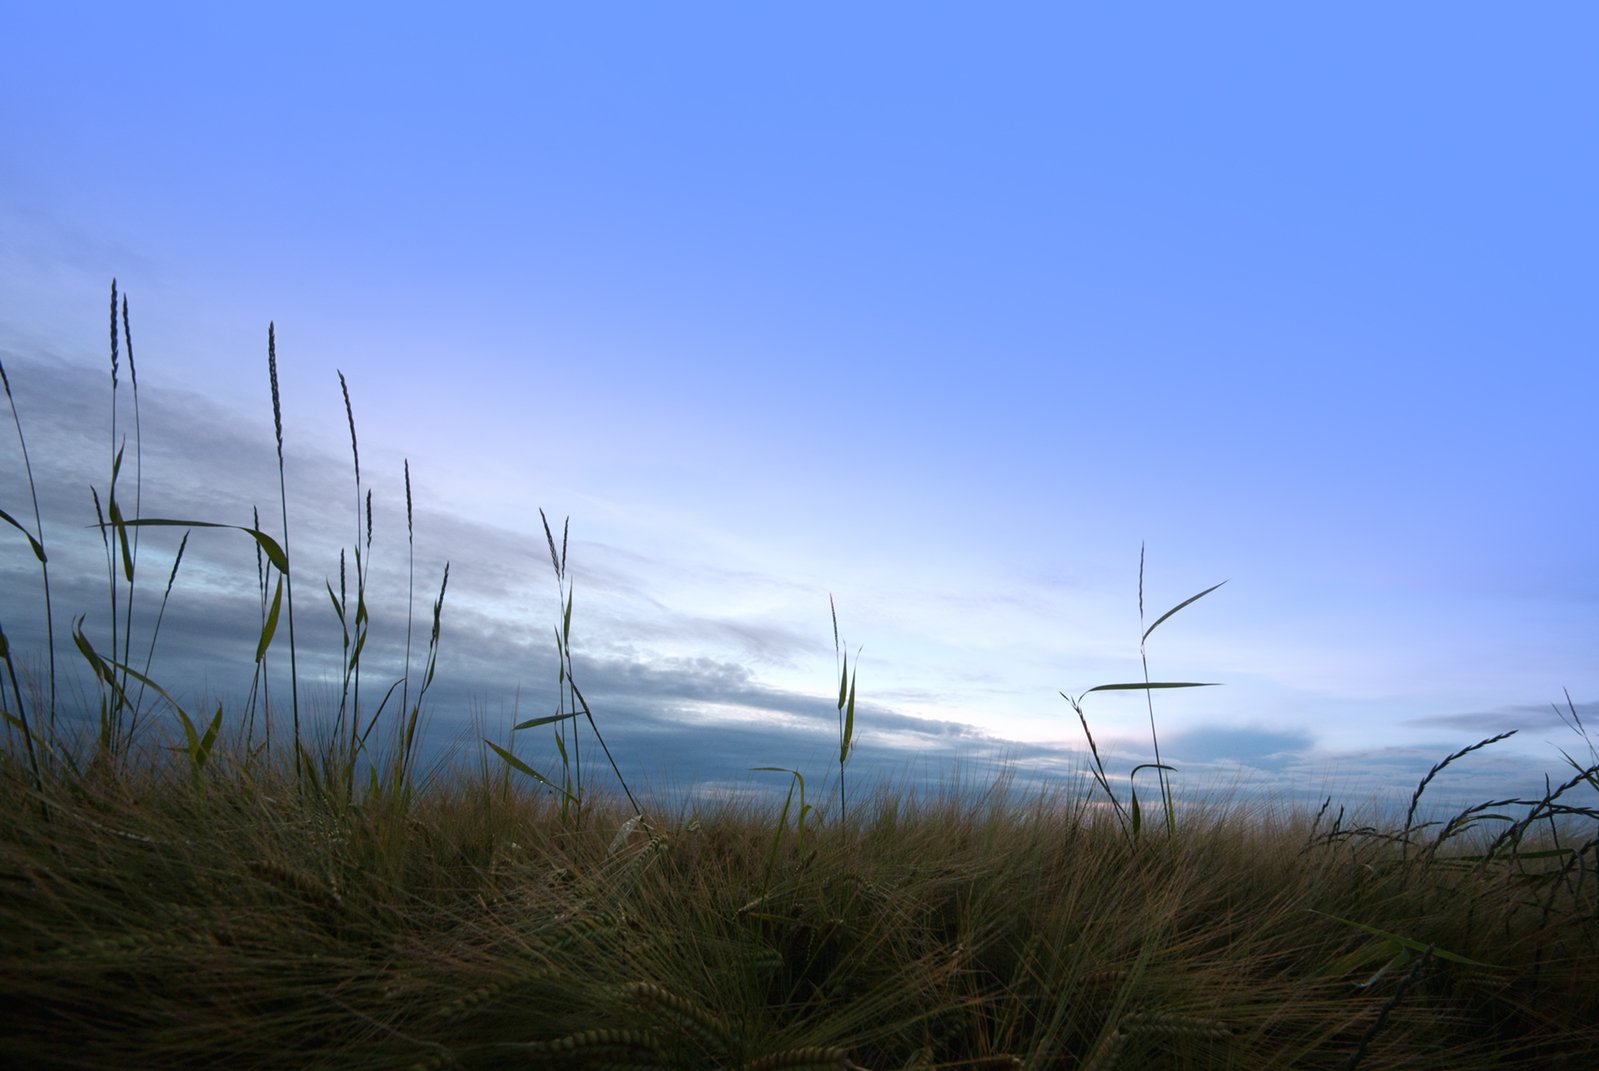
[1158, 725, 1315, 773]
[0, 349, 1044, 809]
[1402, 700, 1589, 739]
[4, 347, 1594, 827]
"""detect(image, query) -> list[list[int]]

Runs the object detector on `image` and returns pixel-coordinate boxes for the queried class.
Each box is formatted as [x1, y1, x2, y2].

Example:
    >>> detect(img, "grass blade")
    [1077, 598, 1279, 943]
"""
[1141, 580, 1227, 644]
[256, 576, 283, 663]
[484, 739, 576, 802]
[1081, 682, 1220, 696]
[105, 519, 288, 574]
[0, 507, 47, 563]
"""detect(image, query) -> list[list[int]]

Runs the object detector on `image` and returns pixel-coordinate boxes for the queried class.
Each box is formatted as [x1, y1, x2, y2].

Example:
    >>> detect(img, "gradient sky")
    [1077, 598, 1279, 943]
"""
[2, 4, 1595, 819]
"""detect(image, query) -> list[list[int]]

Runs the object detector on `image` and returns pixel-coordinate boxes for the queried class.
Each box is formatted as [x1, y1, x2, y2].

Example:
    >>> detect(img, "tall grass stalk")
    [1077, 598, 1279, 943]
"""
[1062, 547, 1224, 841]
[101, 283, 124, 749]
[487, 511, 640, 824]
[331, 369, 373, 789]
[65, 282, 174, 764]
[0, 353, 51, 788]
[830, 595, 858, 828]
[266, 324, 303, 782]
[244, 505, 270, 751]
[1136, 544, 1226, 840]
[388, 559, 447, 807]
[401, 461, 415, 736]
[1401, 730, 1518, 859]
[95, 281, 139, 757]
[386, 460, 446, 808]
[28, 291, 435, 808]
[116, 287, 154, 730]
[750, 765, 814, 895]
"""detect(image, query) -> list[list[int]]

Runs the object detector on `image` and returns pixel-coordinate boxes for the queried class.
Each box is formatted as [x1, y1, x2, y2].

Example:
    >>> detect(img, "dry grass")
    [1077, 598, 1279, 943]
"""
[3, 751, 1597, 1070]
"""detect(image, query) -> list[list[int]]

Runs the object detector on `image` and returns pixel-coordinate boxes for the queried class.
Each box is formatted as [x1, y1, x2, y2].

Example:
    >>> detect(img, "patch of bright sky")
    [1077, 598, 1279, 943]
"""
[1, 3, 1595, 808]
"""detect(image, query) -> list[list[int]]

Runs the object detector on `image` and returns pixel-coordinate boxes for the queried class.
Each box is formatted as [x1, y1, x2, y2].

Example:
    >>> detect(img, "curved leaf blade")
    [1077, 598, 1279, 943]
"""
[1143, 580, 1228, 644]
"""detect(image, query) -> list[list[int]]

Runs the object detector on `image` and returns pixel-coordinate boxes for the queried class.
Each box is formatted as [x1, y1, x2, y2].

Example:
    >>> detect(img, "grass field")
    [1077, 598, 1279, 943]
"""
[3, 287, 1597, 1069]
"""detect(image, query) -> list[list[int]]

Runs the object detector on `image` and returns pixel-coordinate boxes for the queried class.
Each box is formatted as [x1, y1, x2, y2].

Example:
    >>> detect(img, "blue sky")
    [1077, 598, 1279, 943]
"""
[2, 4, 1595, 818]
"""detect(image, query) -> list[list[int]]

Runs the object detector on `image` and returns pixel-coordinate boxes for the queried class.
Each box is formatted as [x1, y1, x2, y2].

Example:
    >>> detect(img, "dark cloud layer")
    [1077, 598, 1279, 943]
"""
[1403, 701, 1584, 738]
[4, 349, 1594, 828]
[0, 350, 1029, 806]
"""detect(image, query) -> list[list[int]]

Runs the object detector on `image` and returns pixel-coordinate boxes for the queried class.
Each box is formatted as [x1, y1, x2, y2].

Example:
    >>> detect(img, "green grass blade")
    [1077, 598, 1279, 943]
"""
[552, 726, 569, 768]
[255, 576, 283, 663]
[1082, 682, 1220, 696]
[1309, 911, 1501, 968]
[108, 496, 134, 582]
[0, 507, 47, 562]
[195, 709, 223, 767]
[841, 671, 856, 765]
[73, 622, 204, 738]
[105, 519, 288, 573]
[346, 629, 367, 671]
[186, 704, 224, 774]
[513, 712, 579, 731]
[484, 739, 575, 801]
[71, 618, 122, 692]
[1142, 580, 1227, 644]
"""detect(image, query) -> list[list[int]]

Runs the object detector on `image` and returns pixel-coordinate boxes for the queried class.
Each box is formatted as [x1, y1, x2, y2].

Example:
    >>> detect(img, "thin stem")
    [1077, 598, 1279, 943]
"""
[0, 355, 56, 736]
[1137, 543, 1174, 839]
[267, 324, 301, 783]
